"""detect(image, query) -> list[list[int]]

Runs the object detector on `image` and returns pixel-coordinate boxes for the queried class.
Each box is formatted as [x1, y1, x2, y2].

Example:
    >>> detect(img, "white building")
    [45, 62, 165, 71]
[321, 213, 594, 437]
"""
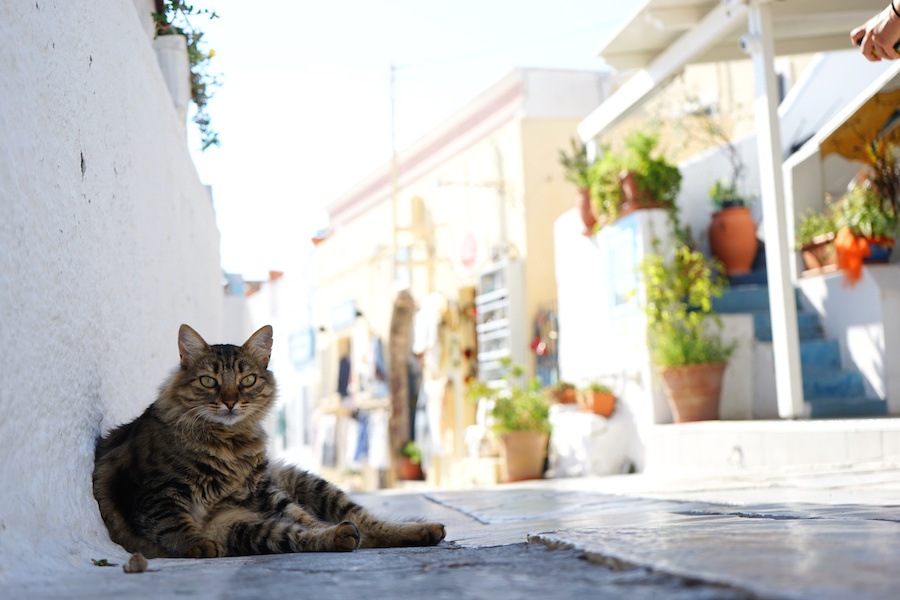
[0, 1, 222, 581]
[557, 0, 900, 473]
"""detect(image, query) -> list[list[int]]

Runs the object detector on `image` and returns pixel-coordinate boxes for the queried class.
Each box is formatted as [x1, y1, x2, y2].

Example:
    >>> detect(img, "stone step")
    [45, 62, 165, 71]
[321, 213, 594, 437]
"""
[753, 310, 822, 342]
[804, 397, 889, 418]
[799, 339, 842, 371]
[727, 267, 768, 287]
[713, 285, 801, 314]
[803, 369, 865, 399]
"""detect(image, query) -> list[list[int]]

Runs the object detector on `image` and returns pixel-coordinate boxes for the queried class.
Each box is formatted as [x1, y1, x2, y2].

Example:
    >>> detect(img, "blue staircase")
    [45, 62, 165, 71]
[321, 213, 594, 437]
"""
[712, 278, 888, 419]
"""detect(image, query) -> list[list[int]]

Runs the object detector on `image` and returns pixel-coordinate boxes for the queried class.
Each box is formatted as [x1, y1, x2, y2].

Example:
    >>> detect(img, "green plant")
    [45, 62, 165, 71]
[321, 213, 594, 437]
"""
[639, 244, 735, 368]
[795, 208, 838, 249]
[547, 380, 576, 402]
[588, 130, 682, 228]
[587, 145, 625, 224]
[865, 137, 900, 213]
[709, 178, 749, 211]
[467, 359, 551, 435]
[621, 130, 683, 208]
[400, 441, 422, 465]
[153, 0, 221, 150]
[582, 382, 613, 394]
[836, 185, 899, 240]
[558, 137, 591, 190]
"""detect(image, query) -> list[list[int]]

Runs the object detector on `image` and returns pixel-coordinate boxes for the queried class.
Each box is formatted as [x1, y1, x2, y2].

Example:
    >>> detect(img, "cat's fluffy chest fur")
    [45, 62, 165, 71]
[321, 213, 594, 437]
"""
[93, 325, 445, 558]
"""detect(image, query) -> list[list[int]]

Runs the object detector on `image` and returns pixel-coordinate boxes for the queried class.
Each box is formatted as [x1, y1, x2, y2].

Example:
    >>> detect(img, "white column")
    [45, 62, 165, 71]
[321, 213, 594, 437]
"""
[747, 2, 804, 418]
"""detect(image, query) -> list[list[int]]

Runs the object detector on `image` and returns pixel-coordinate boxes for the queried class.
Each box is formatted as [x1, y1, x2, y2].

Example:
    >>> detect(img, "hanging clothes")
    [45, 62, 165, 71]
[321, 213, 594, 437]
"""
[337, 355, 351, 399]
[372, 336, 388, 399]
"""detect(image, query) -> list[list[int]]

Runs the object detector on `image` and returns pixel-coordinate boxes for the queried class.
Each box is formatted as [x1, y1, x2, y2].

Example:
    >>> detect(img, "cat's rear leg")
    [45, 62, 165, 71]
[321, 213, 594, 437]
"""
[353, 515, 446, 548]
[205, 508, 361, 555]
[270, 465, 446, 548]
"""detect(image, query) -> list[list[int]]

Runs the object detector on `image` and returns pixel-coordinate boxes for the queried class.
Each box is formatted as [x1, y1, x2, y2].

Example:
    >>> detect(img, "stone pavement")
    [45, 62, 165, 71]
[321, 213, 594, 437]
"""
[6, 463, 900, 599]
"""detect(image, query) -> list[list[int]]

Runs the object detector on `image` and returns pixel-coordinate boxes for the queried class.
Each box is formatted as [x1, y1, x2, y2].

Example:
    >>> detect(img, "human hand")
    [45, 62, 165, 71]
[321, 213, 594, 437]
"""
[851, 3, 900, 61]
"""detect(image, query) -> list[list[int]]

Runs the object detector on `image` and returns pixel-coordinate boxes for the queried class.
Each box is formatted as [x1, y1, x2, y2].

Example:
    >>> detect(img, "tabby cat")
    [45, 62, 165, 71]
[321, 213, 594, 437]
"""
[92, 324, 445, 558]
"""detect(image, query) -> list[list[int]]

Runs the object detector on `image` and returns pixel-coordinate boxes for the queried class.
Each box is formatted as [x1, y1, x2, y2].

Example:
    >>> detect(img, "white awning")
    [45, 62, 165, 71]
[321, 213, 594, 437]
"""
[579, 0, 888, 142]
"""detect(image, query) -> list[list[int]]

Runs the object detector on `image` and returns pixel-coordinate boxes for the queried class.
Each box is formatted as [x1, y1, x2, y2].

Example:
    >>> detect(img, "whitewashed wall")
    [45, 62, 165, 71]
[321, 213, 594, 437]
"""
[0, 1, 222, 581]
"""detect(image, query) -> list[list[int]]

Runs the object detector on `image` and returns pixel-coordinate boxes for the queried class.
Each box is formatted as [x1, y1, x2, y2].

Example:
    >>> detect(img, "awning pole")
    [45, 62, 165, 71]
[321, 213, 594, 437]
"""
[747, 1, 805, 418]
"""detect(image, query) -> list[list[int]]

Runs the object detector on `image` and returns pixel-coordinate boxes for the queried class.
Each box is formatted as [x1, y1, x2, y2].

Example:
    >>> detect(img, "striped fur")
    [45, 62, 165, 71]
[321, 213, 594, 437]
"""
[92, 324, 445, 558]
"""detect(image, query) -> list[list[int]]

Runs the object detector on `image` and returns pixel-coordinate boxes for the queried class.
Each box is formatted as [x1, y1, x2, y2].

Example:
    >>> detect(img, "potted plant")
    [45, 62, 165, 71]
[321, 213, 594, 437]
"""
[587, 144, 626, 227]
[617, 130, 683, 215]
[708, 178, 758, 275]
[639, 244, 735, 422]
[559, 137, 597, 235]
[397, 441, 424, 481]
[795, 207, 839, 273]
[467, 359, 551, 482]
[152, 0, 221, 150]
[588, 131, 682, 229]
[831, 184, 898, 284]
[578, 382, 616, 417]
[547, 380, 577, 405]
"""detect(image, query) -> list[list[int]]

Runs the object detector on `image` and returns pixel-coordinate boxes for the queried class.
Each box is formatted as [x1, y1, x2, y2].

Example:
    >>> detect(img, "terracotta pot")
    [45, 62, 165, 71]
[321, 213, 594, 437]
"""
[800, 233, 837, 272]
[709, 206, 758, 275]
[579, 391, 616, 417]
[659, 363, 727, 423]
[554, 388, 578, 404]
[397, 457, 424, 481]
[577, 187, 597, 236]
[499, 431, 549, 482]
[617, 170, 667, 217]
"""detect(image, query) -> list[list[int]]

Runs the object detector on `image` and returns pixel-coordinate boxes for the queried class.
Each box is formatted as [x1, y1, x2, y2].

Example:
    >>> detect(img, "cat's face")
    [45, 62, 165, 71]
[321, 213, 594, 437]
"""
[174, 324, 276, 427]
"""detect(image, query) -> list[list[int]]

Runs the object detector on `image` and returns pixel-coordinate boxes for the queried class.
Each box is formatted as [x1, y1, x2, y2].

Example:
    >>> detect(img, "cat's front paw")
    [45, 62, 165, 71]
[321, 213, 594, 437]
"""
[331, 521, 361, 551]
[186, 539, 224, 558]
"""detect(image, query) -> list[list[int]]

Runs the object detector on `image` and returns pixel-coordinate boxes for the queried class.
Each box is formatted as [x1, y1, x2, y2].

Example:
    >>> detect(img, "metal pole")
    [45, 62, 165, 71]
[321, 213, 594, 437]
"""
[390, 63, 400, 285]
[747, 1, 804, 418]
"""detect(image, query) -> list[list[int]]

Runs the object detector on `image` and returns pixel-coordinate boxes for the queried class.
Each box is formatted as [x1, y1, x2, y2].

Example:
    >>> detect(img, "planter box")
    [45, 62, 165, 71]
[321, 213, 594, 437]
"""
[799, 233, 838, 276]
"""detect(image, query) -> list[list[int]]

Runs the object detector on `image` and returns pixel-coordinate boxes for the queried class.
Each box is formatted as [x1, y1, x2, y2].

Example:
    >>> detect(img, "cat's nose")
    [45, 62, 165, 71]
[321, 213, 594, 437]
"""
[222, 398, 237, 411]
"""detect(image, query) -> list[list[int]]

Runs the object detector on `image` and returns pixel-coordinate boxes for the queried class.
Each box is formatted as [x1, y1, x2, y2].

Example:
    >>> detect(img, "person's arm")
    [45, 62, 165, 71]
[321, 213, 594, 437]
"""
[851, 2, 900, 61]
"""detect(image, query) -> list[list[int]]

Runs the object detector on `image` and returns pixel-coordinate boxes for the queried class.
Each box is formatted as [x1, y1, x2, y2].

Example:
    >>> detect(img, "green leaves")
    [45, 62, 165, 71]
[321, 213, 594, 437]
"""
[795, 208, 838, 249]
[153, 0, 221, 150]
[836, 185, 899, 240]
[467, 358, 551, 435]
[639, 245, 734, 368]
[558, 137, 591, 189]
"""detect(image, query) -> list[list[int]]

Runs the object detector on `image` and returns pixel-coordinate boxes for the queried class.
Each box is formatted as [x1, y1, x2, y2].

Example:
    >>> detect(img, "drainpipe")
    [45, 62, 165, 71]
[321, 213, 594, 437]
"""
[744, 1, 804, 418]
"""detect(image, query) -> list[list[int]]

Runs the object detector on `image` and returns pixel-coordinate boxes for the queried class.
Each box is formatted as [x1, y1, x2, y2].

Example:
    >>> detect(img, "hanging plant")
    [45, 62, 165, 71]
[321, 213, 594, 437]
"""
[152, 0, 221, 150]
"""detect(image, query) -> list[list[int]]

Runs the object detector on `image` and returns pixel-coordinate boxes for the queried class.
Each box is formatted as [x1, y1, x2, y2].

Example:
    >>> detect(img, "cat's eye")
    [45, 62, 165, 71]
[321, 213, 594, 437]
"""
[240, 374, 257, 387]
[199, 376, 217, 389]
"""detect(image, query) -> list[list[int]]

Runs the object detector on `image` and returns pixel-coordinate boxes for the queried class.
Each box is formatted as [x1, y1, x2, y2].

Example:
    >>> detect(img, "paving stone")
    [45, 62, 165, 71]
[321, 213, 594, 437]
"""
[9, 465, 900, 599]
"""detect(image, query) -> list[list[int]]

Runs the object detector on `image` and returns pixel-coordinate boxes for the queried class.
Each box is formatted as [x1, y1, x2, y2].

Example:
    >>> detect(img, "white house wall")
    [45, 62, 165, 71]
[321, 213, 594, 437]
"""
[0, 1, 222, 580]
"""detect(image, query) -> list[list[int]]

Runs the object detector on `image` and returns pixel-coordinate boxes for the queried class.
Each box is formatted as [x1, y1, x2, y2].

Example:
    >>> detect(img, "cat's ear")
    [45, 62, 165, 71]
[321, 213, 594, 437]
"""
[178, 324, 210, 368]
[243, 325, 273, 367]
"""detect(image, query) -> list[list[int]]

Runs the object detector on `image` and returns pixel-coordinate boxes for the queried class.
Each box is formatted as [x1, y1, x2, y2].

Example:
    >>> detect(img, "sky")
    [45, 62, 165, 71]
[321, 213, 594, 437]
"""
[185, 1, 636, 279]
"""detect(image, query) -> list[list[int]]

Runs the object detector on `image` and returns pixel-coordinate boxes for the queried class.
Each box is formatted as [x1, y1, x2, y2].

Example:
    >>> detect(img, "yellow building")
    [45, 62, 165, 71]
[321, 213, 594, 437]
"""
[311, 68, 608, 488]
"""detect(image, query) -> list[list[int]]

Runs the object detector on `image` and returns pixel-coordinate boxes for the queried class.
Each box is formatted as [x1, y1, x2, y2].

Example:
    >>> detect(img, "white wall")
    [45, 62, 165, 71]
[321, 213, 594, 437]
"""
[0, 1, 222, 581]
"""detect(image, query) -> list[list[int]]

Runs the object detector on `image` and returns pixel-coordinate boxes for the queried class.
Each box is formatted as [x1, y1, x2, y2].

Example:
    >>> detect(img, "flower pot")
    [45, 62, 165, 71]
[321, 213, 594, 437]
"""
[618, 170, 668, 217]
[577, 187, 597, 236]
[864, 239, 894, 263]
[152, 34, 190, 128]
[554, 388, 578, 405]
[498, 431, 549, 482]
[659, 363, 726, 423]
[709, 206, 758, 275]
[800, 233, 837, 272]
[397, 457, 424, 481]
[579, 391, 616, 417]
